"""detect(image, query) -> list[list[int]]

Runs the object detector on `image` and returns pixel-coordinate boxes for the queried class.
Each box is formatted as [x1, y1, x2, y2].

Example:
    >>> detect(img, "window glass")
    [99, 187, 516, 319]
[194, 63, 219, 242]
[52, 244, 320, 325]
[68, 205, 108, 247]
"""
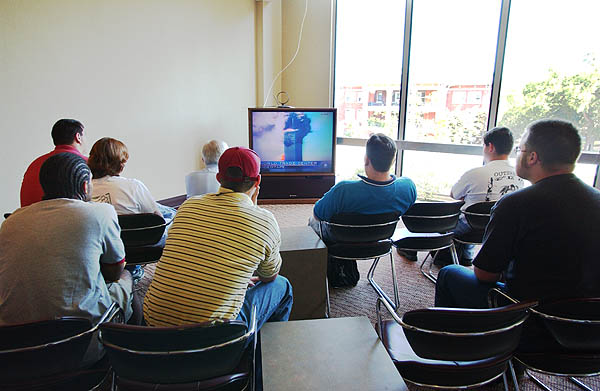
[334, 0, 406, 139]
[335, 145, 365, 181]
[497, 0, 600, 152]
[404, 0, 501, 144]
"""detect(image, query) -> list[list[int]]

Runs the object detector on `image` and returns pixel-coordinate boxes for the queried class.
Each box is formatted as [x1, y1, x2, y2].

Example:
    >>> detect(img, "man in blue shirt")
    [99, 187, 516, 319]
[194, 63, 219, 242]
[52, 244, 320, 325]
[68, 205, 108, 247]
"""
[309, 134, 417, 286]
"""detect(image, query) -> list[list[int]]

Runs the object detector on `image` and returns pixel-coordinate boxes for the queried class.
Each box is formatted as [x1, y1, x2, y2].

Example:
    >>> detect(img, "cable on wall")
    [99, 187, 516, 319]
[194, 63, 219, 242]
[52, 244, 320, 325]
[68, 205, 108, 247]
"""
[263, 0, 309, 107]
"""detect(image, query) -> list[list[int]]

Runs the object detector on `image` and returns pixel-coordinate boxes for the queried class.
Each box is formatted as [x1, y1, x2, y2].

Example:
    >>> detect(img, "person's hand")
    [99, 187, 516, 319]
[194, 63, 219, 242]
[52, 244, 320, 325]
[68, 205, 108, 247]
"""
[251, 185, 260, 205]
[248, 276, 260, 287]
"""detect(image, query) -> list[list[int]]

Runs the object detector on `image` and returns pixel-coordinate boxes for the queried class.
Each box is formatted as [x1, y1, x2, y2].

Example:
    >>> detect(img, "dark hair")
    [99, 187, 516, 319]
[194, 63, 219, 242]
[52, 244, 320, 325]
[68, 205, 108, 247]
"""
[525, 119, 581, 168]
[366, 133, 397, 172]
[51, 119, 84, 146]
[483, 127, 514, 155]
[219, 167, 255, 193]
[88, 137, 129, 178]
[40, 153, 91, 201]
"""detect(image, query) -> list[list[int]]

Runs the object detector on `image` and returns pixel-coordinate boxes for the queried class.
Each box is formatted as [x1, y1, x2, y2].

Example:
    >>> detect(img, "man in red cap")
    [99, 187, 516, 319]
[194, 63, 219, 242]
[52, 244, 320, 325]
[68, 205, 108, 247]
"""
[144, 147, 293, 332]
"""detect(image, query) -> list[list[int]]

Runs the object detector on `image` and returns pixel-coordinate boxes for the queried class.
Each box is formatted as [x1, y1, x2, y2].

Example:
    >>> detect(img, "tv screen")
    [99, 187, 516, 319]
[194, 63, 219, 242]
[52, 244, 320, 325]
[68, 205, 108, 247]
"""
[248, 108, 337, 175]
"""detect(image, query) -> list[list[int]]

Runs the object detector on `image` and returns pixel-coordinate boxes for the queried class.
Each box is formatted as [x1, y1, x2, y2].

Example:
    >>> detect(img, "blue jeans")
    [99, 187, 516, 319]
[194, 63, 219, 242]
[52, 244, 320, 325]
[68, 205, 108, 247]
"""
[237, 275, 293, 332]
[435, 264, 504, 308]
[454, 218, 475, 260]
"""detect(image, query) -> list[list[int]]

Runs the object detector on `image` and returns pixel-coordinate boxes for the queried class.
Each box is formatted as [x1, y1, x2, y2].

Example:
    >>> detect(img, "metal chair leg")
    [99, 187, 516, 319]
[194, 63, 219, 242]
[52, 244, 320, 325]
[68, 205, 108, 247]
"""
[420, 251, 437, 284]
[389, 253, 400, 309]
[526, 370, 552, 391]
[569, 377, 594, 391]
[508, 360, 520, 391]
[367, 256, 397, 311]
[325, 276, 331, 318]
[450, 242, 460, 265]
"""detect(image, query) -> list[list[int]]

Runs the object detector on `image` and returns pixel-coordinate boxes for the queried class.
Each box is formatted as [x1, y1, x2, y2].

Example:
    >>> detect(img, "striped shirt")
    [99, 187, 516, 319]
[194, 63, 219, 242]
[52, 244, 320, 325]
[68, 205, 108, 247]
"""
[143, 188, 282, 326]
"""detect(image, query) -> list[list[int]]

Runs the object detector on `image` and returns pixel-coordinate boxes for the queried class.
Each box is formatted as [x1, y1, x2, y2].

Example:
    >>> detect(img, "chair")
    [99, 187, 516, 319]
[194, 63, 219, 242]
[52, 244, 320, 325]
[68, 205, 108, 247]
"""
[392, 200, 464, 283]
[0, 302, 121, 391]
[99, 306, 257, 391]
[489, 288, 600, 391]
[318, 213, 400, 313]
[376, 297, 535, 390]
[453, 201, 496, 246]
[118, 213, 169, 265]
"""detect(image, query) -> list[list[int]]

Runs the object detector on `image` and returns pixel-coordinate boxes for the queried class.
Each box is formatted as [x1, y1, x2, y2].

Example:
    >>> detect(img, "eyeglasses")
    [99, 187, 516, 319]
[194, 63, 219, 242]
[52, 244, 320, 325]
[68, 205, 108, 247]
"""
[515, 146, 528, 153]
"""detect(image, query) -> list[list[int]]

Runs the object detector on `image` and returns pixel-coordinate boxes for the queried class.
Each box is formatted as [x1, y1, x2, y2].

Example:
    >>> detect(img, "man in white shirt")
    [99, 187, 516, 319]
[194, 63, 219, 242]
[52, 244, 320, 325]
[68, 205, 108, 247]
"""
[437, 127, 524, 266]
[185, 140, 228, 198]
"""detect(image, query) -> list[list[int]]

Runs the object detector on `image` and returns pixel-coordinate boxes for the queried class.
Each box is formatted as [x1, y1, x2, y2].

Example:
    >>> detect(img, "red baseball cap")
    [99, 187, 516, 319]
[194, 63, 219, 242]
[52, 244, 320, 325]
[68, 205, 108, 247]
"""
[217, 147, 261, 183]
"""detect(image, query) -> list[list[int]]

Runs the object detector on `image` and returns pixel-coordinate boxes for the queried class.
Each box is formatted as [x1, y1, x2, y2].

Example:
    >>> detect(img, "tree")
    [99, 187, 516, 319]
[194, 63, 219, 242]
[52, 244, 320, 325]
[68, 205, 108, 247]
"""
[499, 58, 600, 151]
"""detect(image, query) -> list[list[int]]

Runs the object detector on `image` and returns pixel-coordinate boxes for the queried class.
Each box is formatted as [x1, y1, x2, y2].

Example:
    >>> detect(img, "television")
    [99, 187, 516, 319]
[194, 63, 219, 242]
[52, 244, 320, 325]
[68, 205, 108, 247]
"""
[248, 107, 337, 176]
[248, 107, 337, 200]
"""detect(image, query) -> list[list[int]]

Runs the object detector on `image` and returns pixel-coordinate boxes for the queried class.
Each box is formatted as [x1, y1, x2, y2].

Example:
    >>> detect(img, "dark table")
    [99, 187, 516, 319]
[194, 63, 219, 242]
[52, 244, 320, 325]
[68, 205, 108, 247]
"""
[261, 316, 408, 391]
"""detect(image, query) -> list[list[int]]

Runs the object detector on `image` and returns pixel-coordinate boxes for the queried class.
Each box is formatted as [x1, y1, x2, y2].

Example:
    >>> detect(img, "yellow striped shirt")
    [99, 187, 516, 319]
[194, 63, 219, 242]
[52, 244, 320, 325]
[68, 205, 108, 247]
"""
[143, 188, 282, 326]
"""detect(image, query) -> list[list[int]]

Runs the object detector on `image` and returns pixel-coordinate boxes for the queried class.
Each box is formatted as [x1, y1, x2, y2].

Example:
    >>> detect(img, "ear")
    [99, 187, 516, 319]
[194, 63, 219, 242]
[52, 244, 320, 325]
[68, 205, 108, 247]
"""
[487, 143, 496, 154]
[364, 155, 370, 167]
[528, 151, 540, 165]
[74, 132, 83, 145]
[256, 175, 261, 186]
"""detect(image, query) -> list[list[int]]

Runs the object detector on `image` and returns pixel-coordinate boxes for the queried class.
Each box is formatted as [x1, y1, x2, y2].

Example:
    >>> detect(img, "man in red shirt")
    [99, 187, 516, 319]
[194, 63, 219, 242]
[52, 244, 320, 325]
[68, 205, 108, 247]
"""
[20, 119, 87, 207]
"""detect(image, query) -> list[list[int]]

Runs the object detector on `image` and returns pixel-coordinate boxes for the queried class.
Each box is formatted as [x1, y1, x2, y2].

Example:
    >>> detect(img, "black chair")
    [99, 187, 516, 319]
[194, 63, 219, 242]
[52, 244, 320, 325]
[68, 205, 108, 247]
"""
[0, 303, 121, 391]
[489, 289, 600, 391]
[118, 213, 169, 265]
[99, 306, 257, 391]
[376, 297, 535, 390]
[392, 201, 464, 283]
[453, 201, 496, 246]
[318, 213, 400, 313]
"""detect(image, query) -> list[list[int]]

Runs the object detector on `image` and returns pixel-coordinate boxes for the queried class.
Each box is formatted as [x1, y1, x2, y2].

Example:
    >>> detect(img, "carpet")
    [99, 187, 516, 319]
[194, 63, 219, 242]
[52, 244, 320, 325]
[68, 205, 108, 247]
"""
[135, 203, 597, 391]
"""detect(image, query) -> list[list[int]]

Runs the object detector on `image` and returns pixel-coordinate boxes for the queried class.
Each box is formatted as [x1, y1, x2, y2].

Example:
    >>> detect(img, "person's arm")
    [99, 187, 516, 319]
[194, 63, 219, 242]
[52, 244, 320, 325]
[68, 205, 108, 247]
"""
[450, 170, 471, 201]
[313, 183, 342, 221]
[101, 259, 126, 282]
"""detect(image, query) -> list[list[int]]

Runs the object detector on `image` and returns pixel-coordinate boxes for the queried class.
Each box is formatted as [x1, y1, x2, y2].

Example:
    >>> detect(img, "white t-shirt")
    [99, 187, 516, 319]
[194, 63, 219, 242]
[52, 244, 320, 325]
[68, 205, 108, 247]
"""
[92, 175, 161, 215]
[185, 164, 220, 198]
[451, 159, 525, 208]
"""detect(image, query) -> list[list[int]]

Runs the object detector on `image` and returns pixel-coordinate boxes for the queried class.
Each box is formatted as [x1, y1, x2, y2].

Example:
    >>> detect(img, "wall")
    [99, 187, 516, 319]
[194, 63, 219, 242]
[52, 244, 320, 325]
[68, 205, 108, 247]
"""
[0, 0, 256, 213]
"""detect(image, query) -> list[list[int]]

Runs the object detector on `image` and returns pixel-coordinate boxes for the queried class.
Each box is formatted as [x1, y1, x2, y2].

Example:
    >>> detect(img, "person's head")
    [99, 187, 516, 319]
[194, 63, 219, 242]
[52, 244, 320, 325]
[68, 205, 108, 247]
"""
[216, 147, 261, 193]
[51, 119, 85, 150]
[40, 152, 92, 201]
[516, 119, 581, 182]
[87, 137, 129, 179]
[365, 133, 397, 173]
[202, 140, 228, 165]
[483, 127, 513, 162]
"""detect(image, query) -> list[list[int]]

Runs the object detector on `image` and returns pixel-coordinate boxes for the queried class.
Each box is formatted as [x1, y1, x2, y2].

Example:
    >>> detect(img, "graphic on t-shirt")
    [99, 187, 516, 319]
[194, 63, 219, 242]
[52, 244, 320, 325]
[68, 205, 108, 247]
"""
[499, 184, 519, 196]
[485, 178, 494, 201]
[92, 192, 112, 204]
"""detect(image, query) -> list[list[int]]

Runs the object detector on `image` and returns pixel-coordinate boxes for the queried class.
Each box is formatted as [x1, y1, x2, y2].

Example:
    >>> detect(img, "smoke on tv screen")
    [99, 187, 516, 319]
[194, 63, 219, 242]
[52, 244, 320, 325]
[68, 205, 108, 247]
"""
[251, 110, 334, 174]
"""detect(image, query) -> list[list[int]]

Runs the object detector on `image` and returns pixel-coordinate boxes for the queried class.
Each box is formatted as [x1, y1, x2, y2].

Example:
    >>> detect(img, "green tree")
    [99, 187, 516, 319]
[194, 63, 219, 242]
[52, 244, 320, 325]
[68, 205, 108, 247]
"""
[499, 59, 600, 151]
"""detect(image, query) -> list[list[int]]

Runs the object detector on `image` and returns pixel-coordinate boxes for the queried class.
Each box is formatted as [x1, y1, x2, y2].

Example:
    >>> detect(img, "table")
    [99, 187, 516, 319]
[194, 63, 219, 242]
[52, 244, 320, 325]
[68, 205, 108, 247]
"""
[261, 316, 408, 391]
[279, 226, 327, 320]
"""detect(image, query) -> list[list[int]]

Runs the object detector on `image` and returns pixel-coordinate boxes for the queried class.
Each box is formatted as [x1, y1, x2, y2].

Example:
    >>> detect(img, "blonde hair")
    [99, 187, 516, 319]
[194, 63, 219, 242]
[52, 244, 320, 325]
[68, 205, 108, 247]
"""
[88, 137, 129, 178]
[202, 140, 228, 165]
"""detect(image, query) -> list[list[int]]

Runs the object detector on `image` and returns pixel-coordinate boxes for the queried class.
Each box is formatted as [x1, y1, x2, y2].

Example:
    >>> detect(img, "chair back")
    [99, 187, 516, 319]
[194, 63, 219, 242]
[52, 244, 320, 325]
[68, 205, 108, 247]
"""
[401, 201, 464, 233]
[463, 201, 495, 231]
[118, 213, 167, 247]
[99, 318, 255, 384]
[401, 301, 534, 361]
[0, 318, 94, 382]
[532, 298, 600, 351]
[324, 212, 400, 243]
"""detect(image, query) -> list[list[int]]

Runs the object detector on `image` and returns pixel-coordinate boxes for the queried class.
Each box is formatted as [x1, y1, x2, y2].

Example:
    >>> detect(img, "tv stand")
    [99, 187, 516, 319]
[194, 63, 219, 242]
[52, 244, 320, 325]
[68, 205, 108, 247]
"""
[258, 175, 334, 201]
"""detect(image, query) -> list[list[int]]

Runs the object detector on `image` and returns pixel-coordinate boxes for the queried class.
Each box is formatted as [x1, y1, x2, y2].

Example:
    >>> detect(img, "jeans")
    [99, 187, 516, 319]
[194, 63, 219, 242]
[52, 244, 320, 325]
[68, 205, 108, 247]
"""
[435, 264, 504, 308]
[237, 275, 293, 332]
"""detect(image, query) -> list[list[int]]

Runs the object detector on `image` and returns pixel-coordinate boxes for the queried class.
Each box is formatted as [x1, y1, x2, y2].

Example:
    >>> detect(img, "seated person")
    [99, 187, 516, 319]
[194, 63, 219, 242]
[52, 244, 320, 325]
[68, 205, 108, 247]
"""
[435, 119, 600, 311]
[434, 127, 524, 266]
[185, 139, 228, 198]
[144, 147, 293, 332]
[309, 133, 417, 286]
[20, 118, 87, 207]
[0, 153, 135, 332]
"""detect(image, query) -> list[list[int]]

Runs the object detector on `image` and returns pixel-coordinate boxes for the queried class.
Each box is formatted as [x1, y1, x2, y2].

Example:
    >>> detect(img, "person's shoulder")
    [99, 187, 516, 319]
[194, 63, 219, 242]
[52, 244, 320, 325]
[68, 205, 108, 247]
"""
[393, 176, 415, 187]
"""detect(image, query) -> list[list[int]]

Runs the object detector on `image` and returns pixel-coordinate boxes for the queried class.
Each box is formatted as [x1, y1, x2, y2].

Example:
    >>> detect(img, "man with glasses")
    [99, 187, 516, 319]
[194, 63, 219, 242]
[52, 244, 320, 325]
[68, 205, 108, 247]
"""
[435, 119, 600, 309]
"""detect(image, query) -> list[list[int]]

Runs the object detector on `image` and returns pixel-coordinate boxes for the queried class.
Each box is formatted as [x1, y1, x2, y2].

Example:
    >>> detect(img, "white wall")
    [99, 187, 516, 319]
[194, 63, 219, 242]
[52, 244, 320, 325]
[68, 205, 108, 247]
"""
[0, 0, 256, 213]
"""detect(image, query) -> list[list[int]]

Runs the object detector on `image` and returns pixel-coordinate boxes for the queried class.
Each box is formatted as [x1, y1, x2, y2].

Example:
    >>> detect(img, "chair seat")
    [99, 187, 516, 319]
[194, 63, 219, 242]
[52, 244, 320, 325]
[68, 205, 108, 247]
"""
[116, 371, 249, 391]
[378, 320, 510, 387]
[515, 351, 600, 376]
[392, 228, 454, 251]
[454, 229, 484, 244]
[327, 240, 392, 259]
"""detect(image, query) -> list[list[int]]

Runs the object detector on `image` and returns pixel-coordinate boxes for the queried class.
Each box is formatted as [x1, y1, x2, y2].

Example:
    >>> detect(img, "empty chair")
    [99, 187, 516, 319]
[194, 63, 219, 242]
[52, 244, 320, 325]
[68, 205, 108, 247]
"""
[0, 302, 120, 391]
[99, 306, 257, 390]
[376, 297, 535, 390]
[392, 200, 464, 283]
[317, 213, 400, 313]
[118, 213, 169, 265]
[512, 298, 600, 391]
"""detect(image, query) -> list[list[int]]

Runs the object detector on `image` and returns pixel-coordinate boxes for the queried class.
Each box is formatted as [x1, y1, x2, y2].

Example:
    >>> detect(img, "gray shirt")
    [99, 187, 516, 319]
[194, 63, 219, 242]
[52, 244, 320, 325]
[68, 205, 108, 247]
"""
[0, 198, 125, 325]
